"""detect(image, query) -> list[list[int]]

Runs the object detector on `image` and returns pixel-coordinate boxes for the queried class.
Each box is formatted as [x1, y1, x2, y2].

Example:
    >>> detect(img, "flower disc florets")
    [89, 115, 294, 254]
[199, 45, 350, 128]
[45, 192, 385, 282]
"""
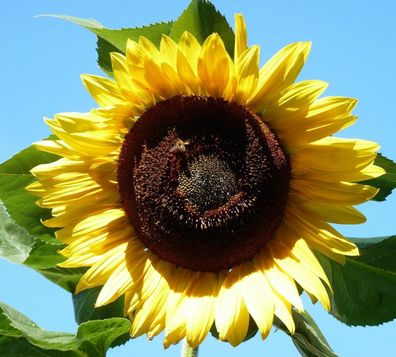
[117, 95, 290, 271]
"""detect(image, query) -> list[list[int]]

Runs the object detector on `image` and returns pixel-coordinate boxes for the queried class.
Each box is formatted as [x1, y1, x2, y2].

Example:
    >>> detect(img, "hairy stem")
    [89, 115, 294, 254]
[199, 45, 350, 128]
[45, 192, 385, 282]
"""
[181, 339, 199, 357]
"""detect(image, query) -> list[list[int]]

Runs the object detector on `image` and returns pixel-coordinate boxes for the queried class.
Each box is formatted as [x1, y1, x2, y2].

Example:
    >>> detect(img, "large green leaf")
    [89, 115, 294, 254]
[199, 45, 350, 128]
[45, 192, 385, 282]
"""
[169, 0, 235, 57]
[276, 310, 338, 357]
[0, 144, 84, 292]
[44, 1, 237, 75]
[317, 235, 396, 326]
[285, 310, 338, 357]
[73, 287, 124, 325]
[362, 153, 396, 201]
[0, 144, 58, 243]
[0, 202, 34, 264]
[213, 309, 337, 356]
[46, 15, 173, 75]
[94, 22, 174, 75]
[0, 301, 130, 356]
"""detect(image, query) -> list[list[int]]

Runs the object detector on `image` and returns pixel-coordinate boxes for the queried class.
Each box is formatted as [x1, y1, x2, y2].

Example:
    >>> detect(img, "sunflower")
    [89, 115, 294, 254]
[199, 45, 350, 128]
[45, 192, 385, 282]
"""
[28, 14, 384, 348]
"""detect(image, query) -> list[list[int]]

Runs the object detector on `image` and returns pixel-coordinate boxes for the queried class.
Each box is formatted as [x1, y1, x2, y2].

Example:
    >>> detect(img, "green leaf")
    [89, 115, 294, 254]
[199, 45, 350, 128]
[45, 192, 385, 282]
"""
[95, 21, 174, 75]
[348, 236, 391, 249]
[0, 201, 34, 264]
[317, 235, 396, 326]
[0, 336, 81, 357]
[0, 144, 84, 292]
[278, 310, 338, 357]
[361, 153, 396, 201]
[0, 301, 130, 356]
[44, 1, 236, 75]
[38, 15, 104, 29]
[169, 0, 235, 57]
[73, 287, 124, 325]
[24, 240, 65, 270]
[0, 144, 58, 243]
[45, 15, 173, 75]
[37, 266, 85, 293]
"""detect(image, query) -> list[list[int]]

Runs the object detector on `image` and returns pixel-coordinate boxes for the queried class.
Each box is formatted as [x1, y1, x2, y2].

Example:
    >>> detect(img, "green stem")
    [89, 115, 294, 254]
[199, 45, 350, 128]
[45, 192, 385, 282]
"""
[181, 339, 199, 357]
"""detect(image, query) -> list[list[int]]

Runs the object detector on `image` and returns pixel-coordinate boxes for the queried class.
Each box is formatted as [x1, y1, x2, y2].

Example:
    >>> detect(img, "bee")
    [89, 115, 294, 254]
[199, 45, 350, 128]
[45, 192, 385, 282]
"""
[170, 139, 190, 154]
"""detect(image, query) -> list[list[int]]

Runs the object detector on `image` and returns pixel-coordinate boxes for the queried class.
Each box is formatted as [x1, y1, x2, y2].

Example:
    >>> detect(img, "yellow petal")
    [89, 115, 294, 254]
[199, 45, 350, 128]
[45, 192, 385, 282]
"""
[184, 273, 218, 348]
[275, 229, 331, 289]
[125, 39, 149, 90]
[248, 42, 311, 112]
[144, 57, 179, 98]
[110, 52, 134, 93]
[96, 240, 146, 306]
[291, 137, 380, 175]
[291, 179, 378, 206]
[299, 201, 366, 224]
[269, 242, 330, 310]
[30, 158, 84, 178]
[284, 206, 359, 256]
[255, 251, 303, 310]
[215, 268, 250, 346]
[176, 31, 201, 94]
[160, 35, 178, 67]
[238, 263, 274, 340]
[56, 208, 127, 243]
[272, 292, 295, 334]
[32, 140, 75, 158]
[270, 96, 358, 144]
[234, 45, 260, 104]
[73, 241, 129, 292]
[139, 36, 161, 58]
[130, 262, 173, 337]
[270, 80, 328, 116]
[58, 252, 103, 268]
[234, 13, 247, 61]
[110, 52, 154, 108]
[42, 192, 119, 228]
[164, 269, 195, 348]
[81, 74, 126, 107]
[44, 115, 121, 157]
[198, 33, 233, 98]
[28, 171, 117, 209]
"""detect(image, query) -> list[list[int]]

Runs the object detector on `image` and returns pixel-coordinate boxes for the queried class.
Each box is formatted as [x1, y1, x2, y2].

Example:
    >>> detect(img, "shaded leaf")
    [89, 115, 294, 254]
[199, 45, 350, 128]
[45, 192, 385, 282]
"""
[0, 202, 33, 264]
[282, 310, 338, 357]
[96, 21, 173, 75]
[73, 287, 124, 325]
[317, 235, 396, 326]
[362, 153, 396, 201]
[0, 144, 83, 292]
[0, 144, 58, 243]
[24, 239, 85, 292]
[45, 15, 173, 75]
[0, 336, 81, 357]
[37, 266, 85, 293]
[348, 236, 391, 249]
[43, 1, 236, 75]
[169, 0, 235, 57]
[0, 301, 130, 356]
[23, 240, 65, 270]
[353, 236, 396, 272]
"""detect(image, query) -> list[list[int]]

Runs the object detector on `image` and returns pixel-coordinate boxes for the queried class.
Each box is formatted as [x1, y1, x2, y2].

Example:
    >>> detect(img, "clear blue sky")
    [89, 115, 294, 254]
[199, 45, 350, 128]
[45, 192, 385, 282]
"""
[1, 0, 396, 356]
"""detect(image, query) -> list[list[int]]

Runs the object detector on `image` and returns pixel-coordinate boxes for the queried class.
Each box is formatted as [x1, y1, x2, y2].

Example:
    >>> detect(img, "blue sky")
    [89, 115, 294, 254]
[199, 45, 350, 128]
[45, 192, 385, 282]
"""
[1, 0, 396, 356]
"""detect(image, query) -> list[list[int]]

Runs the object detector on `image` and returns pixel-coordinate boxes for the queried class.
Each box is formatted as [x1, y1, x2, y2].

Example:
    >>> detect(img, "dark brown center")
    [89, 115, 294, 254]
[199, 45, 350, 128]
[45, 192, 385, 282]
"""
[117, 95, 290, 272]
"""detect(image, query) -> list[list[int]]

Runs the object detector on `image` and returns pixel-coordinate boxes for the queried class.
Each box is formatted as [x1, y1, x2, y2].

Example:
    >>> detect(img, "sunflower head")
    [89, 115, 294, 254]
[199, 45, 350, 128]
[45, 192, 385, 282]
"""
[28, 13, 384, 348]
